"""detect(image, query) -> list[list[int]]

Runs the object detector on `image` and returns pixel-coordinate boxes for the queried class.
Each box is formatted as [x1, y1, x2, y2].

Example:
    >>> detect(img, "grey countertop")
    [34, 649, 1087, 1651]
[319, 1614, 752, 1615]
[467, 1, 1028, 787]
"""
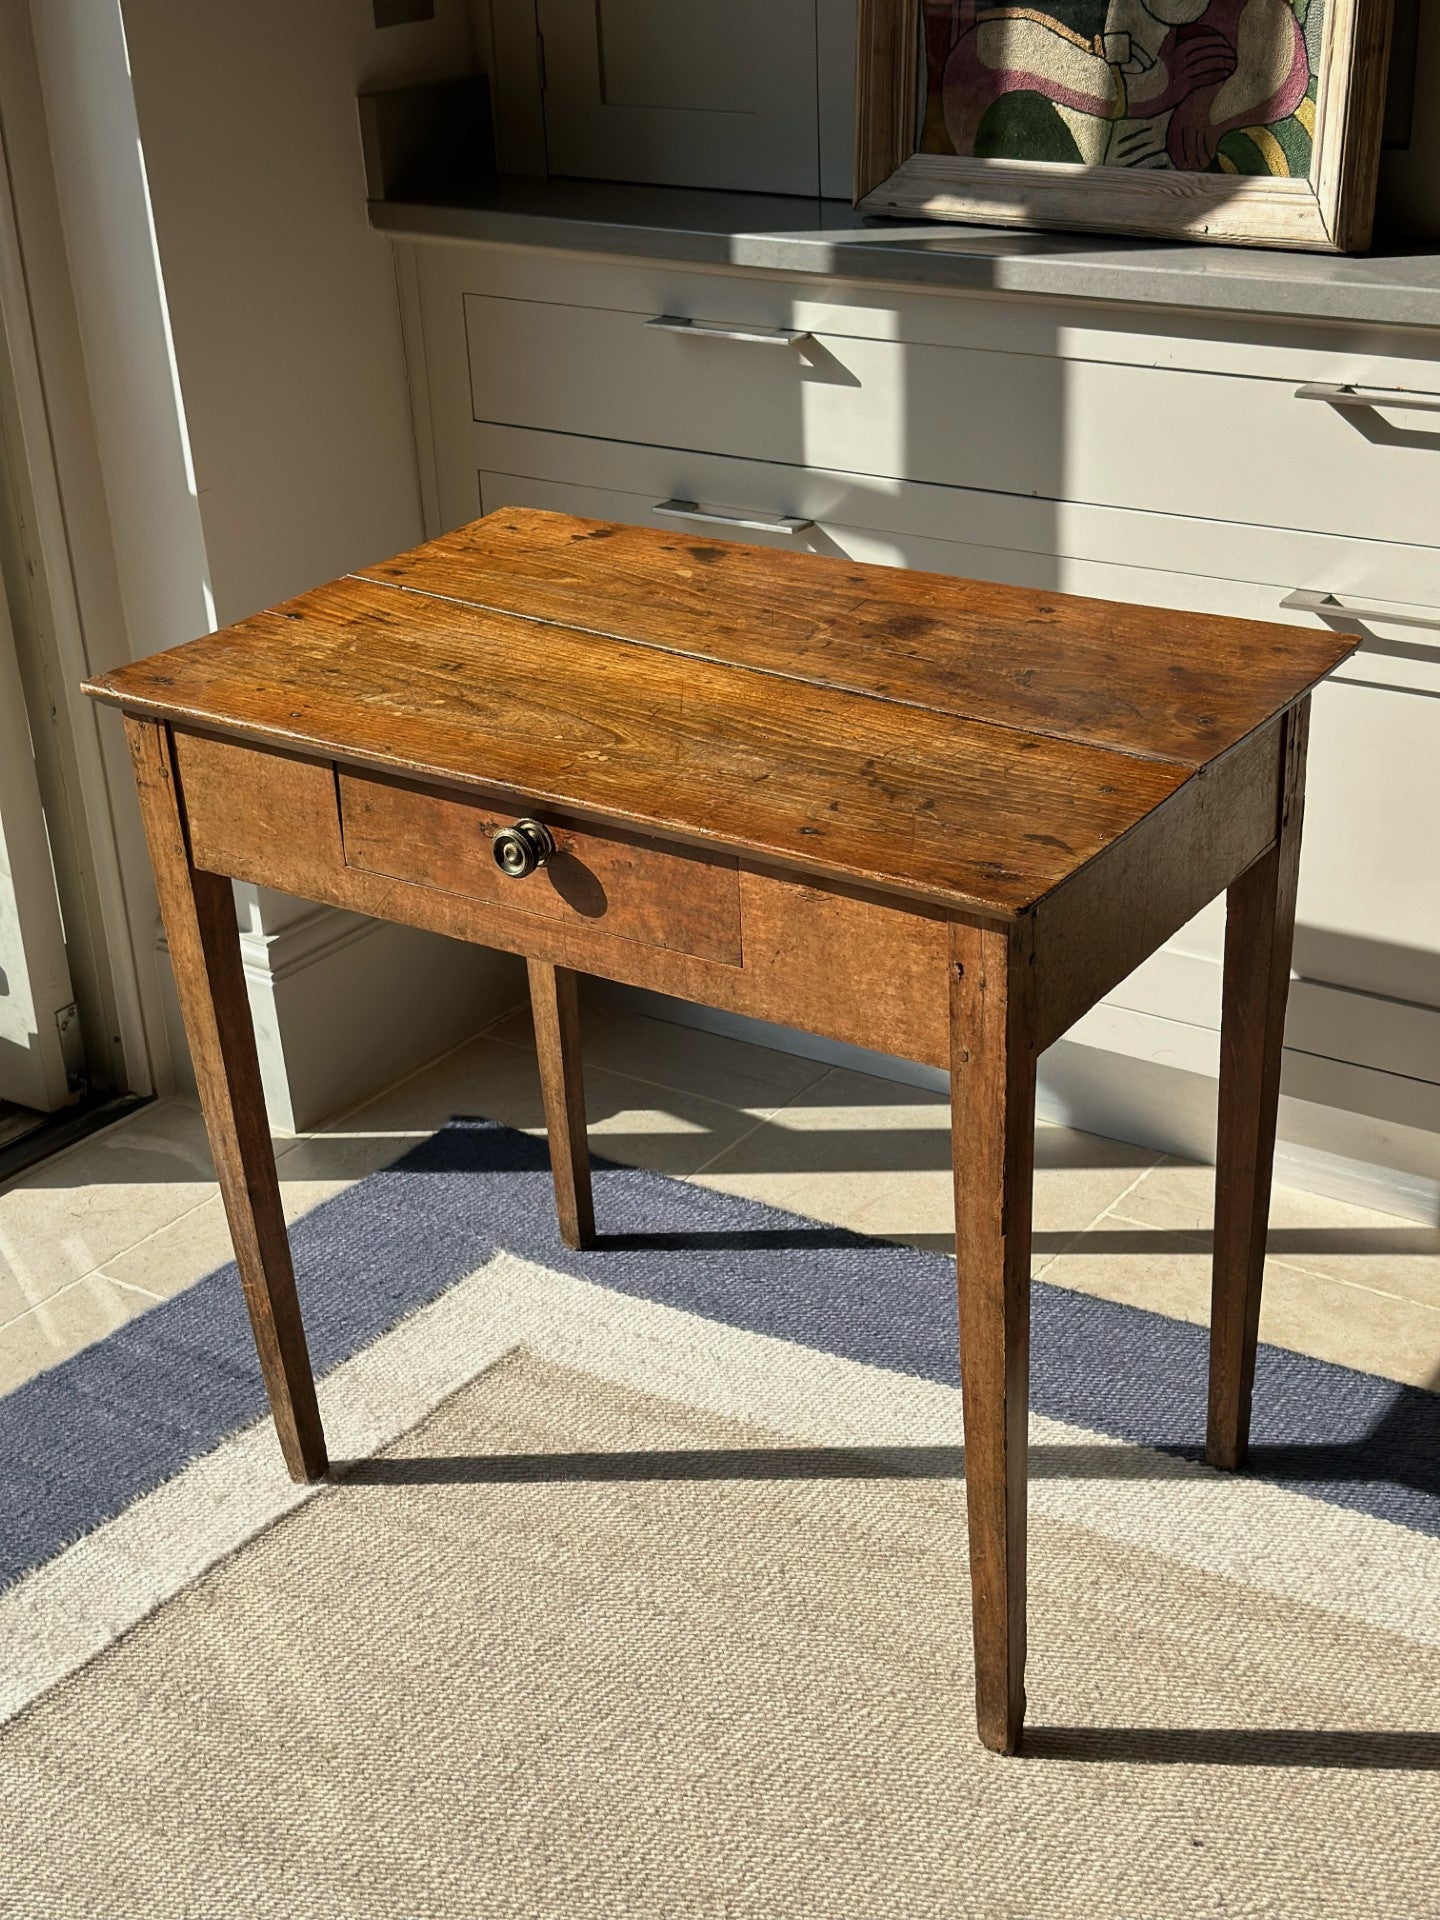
[369, 179, 1440, 334]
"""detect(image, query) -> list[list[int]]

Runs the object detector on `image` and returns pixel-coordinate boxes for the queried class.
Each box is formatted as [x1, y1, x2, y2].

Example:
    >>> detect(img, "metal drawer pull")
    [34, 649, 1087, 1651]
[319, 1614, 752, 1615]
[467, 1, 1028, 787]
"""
[1294, 382, 1440, 415]
[645, 315, 810, 348]
[654, 498, 814, 537]
[1282, 588, 1440, 631]
[492, 818, 555, 879]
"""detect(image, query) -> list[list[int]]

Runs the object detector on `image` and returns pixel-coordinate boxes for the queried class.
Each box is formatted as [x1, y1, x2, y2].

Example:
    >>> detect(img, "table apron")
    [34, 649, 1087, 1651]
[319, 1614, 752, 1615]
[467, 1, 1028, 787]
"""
[170, 726, 955, 1070]
[168, 716, 1286, 1071]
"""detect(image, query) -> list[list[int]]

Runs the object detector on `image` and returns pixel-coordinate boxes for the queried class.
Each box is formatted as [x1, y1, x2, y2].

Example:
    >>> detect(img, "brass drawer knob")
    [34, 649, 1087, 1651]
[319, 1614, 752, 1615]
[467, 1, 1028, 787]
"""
[492, 817, 556, 879]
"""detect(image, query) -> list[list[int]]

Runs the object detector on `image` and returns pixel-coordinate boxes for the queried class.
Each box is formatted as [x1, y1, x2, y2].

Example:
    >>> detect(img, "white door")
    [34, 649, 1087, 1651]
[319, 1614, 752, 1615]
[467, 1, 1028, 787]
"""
[536, 0, 821, 194]
[0, 578, 78, 1112]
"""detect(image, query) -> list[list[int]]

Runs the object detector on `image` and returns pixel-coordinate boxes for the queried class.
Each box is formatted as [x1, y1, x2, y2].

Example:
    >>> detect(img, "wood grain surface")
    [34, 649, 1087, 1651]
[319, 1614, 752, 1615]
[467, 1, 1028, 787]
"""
[88, 573, 1189, 919]
[1031, 720, 1284, 1049]
[951, 914, 1037, 1754]
[1314, 0, 1396, 252]
[88, 512, 1356, 1760]
[1207, 699, 1310, 1470]
[528, 958, 595, 1251]
[853, 0, 917, 201]
[86, 512, 1354, 920]
[354, 511, 1355, 768]
[125, 718, 327, 1483]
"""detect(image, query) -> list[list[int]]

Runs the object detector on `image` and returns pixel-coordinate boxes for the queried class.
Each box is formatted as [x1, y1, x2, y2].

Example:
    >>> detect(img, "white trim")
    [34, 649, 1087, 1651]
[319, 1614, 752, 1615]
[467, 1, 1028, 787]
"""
[27, 0, 215, 656]
[238, 902, 383, 987]
[393, 241, 444, 540]
[156, 903, 522, 1131]
[160, 900, 391, 987]
[0, 5, 158, 1097]
[0, 553, 75, 1109]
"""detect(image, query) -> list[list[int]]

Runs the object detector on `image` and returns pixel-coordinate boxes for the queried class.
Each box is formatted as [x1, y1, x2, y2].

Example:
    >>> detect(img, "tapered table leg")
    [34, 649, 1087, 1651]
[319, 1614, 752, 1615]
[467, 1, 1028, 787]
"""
[951, 918, 1037, 1754]
[1207, 702, 1309, 1471]
[125, 718, 326, 1482]
[528, 958, 595, 1250]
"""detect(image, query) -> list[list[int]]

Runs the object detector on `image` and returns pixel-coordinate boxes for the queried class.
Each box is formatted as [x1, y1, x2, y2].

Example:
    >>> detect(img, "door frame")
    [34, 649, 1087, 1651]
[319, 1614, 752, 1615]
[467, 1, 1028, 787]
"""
[0, 1, 158, 1102]
[0, 543, 80, 1111]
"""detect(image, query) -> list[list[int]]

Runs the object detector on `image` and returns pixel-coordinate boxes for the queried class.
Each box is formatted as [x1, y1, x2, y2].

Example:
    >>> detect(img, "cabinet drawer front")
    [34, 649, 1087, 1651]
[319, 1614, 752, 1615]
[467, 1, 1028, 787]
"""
[338, 770, 742, 966]
[464, 293, 1440, 548]
[470, 430, 1440, 643]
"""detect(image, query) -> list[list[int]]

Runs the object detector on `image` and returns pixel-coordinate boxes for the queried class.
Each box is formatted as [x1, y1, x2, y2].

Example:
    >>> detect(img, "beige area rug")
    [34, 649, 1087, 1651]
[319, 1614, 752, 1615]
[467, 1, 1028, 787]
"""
[3, 1345, 1438, 1920]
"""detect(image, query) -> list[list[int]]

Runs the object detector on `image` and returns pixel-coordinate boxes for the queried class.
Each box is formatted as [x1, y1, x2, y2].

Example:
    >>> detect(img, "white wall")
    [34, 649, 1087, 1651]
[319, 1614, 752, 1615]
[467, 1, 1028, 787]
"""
[32, 0, 519, 1130]
[125, 0, 521, 1126]
[119, 0, 480, 621]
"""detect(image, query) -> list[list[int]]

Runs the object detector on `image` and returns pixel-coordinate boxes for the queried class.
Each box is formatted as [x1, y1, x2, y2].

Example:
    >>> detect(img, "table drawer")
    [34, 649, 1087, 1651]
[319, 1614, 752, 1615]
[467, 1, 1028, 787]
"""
[170, 730, 947, 1067]
[463, 291, 1440, 548]
[337, 769, 742, 966]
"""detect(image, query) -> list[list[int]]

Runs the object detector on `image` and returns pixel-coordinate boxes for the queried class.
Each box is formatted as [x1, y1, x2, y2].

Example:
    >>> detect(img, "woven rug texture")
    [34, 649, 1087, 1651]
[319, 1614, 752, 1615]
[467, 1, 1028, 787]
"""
[1, 1118, 1436, 1918]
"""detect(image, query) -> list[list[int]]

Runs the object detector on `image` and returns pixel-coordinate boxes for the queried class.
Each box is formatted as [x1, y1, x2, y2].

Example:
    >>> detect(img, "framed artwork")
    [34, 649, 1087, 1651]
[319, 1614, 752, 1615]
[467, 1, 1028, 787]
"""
[856, 0, 1395, 250]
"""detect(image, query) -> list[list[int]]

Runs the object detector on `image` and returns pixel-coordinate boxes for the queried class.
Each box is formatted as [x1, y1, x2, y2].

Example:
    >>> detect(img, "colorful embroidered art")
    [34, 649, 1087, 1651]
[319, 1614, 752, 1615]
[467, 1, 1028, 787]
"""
[919, 1, 1324, 176]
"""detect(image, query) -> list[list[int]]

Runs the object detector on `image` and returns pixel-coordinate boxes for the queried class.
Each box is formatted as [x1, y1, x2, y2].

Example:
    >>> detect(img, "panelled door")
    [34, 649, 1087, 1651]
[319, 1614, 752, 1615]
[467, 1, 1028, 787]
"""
[535, 0, 821, 194]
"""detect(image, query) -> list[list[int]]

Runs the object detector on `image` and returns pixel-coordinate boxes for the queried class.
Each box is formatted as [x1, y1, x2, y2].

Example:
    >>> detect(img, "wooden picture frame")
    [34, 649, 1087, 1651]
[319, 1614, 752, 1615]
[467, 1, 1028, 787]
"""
[856, 0, 1394, 251]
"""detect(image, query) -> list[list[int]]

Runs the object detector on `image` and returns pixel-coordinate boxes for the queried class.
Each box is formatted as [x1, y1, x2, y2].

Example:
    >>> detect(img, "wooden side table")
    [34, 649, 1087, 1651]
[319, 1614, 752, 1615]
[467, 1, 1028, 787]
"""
[84, 510, 1354, 1753]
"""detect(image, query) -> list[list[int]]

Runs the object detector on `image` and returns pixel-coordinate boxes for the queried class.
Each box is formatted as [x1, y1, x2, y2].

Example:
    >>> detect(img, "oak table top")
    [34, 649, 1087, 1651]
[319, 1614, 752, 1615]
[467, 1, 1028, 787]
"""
[85, 508, 1354, 921]
[85, 509, 1356, 1758]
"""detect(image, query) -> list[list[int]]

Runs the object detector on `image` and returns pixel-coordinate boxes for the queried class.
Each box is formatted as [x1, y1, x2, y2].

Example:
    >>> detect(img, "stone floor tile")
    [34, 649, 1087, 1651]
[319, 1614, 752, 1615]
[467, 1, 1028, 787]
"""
[0, 1273, 159, 1395]
[1117, 1158, 1440, 1311]
[0, 1100, 216, 1313]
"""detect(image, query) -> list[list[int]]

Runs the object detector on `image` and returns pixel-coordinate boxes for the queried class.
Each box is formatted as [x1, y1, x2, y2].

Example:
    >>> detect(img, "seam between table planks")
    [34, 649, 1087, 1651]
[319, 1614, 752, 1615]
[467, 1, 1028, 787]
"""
[332, 576, 1321, 919]
[345, 571, 1204, 772]
[85, 571, 1316, 920]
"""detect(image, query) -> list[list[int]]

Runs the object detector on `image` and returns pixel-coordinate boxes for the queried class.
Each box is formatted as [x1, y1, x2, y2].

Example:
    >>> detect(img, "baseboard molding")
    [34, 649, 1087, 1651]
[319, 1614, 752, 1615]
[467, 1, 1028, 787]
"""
[1089, 942, 1440, 1091]
[157, 903, 523, 1132]
[237, 901, 380, 986]
[598, 983, 1440, 1227]
[1040, 1010, 1440, 1224]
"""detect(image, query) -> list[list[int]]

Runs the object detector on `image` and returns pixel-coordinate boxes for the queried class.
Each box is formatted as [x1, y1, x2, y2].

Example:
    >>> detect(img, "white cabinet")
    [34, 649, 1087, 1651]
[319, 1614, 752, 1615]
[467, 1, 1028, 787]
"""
[464, 419, 1440, 1091]
[536, 0, 820, 194]
[1301, 678, 1440, 1012]
[496, 0, 856, 196]
[463, 421, 1440, 623]
[397, 236, 1440, 1200]
[463, 288, 1440, 549]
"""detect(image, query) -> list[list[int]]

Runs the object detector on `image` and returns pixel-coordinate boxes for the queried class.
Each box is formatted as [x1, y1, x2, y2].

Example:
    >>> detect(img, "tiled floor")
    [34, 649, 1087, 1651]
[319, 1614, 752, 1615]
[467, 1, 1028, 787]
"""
[2, 996, 1437, 1397]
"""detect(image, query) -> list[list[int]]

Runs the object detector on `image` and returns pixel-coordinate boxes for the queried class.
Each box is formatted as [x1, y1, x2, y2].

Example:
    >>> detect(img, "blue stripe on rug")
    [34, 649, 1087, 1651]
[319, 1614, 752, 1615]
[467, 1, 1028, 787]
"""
[2, 1116, 1435, 1591]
